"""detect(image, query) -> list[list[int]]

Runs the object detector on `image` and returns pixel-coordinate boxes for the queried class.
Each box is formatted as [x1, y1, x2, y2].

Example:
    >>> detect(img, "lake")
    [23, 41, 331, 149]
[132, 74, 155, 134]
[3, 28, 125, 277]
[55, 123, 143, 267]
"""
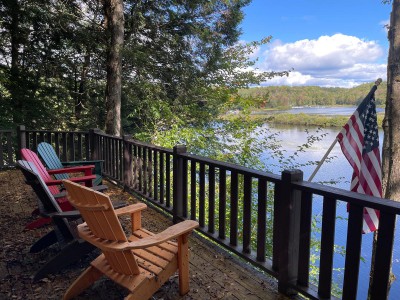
[254, 107, 397, 299]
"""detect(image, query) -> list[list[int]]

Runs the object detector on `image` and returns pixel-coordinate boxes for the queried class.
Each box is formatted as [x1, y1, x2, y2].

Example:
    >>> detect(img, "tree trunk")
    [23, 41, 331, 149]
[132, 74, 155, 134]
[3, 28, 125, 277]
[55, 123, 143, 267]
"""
[75, 51, 91, 120]
[103, 0, 124, 136]
[382, 0, 400, 199]
[369, 1, 400, 298]
[8, 0, 24, 125]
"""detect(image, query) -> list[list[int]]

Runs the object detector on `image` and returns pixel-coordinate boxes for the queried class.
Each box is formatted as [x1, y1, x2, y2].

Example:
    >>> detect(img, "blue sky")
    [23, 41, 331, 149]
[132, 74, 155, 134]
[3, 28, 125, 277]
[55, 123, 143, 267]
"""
[239, 0, 392, 87]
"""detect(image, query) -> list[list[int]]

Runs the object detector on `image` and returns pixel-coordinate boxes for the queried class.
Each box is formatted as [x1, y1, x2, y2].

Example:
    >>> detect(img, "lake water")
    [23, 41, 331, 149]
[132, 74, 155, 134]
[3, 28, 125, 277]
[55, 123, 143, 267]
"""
[254, 107, 398, 299]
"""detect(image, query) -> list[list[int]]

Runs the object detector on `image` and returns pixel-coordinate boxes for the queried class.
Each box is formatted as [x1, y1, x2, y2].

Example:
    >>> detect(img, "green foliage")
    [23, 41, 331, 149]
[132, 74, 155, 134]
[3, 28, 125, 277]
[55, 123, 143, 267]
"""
[0, 0, 106, 129]
[239, 82, 387, 109]
[1, 0, 290, 133]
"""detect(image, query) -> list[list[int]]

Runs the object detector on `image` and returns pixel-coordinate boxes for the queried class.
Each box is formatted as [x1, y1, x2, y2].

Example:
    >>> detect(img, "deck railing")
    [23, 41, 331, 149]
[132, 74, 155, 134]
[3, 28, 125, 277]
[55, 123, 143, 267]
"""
[5, 125, 400, 300]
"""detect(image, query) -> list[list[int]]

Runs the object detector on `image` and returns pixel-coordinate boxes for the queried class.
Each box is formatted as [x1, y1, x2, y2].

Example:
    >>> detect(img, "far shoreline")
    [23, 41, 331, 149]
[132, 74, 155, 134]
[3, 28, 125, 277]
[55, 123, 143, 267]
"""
[222, 107, 385, 128]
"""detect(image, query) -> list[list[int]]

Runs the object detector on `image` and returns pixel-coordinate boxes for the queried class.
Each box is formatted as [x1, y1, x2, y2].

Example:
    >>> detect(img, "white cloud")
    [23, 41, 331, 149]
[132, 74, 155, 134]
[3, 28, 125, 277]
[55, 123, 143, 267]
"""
[255, 34, 387, 87]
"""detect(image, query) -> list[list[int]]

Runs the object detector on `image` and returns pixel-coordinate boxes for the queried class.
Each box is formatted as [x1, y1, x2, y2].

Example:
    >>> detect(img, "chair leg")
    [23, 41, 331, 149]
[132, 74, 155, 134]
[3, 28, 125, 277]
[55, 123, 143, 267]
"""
[178, 233, 190, 295]
[30, 230, 58, 253]
[25, 217, 52, 230]
[33, 240, 95, 282]
[63, 265, 103, 300]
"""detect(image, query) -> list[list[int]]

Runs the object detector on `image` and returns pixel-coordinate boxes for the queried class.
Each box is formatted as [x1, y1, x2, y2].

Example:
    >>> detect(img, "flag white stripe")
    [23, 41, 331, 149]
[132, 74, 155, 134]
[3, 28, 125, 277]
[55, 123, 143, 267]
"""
[341, 135, 362, 173]
[356, 182, 366, 194]
[363, 221, 371, 234]
[360, 161, 380, 197]
[365, 207, 379, 229]
[351, 112, 365, 146]
[348, 125, 363, 154]
[351, 176, 358, 190]
[368, 151, 382, 182]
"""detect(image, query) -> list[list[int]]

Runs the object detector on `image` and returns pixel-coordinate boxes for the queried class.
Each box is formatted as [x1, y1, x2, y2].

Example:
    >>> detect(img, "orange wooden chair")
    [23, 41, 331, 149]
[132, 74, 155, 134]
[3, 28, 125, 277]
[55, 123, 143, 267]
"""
[63, 180, 199, 300]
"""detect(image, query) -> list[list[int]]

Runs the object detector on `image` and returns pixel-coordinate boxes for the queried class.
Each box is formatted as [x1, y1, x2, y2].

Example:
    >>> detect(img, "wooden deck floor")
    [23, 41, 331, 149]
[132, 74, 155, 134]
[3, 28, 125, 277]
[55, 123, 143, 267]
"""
[0, 169, 291, 300]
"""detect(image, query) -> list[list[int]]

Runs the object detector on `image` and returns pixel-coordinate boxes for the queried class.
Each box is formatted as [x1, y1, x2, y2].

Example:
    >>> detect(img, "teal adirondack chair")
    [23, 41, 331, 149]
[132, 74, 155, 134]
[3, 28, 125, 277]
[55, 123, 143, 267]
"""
[38, 142, 103, 186]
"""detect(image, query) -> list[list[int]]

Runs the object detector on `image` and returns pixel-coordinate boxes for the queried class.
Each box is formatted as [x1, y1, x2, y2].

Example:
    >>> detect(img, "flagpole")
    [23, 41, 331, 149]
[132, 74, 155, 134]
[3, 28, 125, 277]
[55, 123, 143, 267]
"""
[307, 78, 382, 182]
[308, 138, 338, 181]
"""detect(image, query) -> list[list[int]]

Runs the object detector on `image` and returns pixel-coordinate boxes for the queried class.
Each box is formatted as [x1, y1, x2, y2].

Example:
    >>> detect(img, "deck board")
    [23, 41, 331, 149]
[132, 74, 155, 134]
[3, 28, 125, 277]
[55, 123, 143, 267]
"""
[0, 169, 290, 300]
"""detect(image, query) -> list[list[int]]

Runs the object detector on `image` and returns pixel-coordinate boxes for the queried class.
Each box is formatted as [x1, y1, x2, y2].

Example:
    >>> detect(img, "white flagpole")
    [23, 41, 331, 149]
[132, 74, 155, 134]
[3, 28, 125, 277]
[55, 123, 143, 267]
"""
[307, 78, 382, 182]
[308, 138, 338, 181]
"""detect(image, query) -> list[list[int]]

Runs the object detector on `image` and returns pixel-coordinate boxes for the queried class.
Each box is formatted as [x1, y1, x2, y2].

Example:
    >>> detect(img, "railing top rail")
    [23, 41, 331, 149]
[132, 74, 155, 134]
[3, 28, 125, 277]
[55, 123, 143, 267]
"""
[94, 131, 123, 140]
[123, 137, 174, 154]
[181, 152, 281, 182]
[24, 129, 88, 134]
[294, 180, 400, 214]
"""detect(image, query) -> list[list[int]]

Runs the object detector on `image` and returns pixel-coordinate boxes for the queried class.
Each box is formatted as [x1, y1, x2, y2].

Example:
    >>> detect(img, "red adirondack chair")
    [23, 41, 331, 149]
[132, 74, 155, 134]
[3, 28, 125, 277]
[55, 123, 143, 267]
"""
[21, 148, 96, 188]
[20, 149, 103, 229]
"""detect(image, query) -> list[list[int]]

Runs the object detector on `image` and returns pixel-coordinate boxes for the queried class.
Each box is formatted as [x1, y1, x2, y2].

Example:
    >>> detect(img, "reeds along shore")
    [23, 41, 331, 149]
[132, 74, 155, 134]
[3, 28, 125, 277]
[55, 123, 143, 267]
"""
[222, 112, 385, 128]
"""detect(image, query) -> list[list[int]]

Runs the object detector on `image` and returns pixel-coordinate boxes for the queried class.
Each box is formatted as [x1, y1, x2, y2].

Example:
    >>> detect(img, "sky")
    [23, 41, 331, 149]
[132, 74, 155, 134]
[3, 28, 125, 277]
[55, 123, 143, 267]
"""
[239, 0, 392, 87]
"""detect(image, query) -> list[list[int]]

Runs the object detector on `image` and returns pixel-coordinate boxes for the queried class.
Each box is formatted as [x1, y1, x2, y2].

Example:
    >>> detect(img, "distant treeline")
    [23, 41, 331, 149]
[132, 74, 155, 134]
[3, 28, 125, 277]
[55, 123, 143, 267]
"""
[238, 82, 387, 108]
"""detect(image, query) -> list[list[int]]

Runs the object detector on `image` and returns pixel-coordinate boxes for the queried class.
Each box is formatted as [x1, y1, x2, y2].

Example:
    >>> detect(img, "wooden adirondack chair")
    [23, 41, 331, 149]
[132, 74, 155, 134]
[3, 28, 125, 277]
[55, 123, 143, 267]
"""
[38, 142, 103, 186]
[63, 180, 199, 300]
[21, 148, 95, 188]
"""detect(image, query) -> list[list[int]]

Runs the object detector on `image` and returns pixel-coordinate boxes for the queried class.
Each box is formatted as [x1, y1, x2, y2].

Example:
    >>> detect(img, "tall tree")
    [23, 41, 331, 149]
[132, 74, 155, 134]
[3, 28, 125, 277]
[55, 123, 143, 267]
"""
[0, 0, 106, 129]
[382, 0, 400, 201]
[103, 0, 124, 136]
[121, 0, 261, 135]
[368, 1, 400, 298]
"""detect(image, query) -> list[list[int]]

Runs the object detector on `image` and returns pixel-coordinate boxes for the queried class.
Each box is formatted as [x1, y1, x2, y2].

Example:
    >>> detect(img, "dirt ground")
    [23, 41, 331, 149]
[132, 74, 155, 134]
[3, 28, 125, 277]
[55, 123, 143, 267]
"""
[0, 169, 287, 300]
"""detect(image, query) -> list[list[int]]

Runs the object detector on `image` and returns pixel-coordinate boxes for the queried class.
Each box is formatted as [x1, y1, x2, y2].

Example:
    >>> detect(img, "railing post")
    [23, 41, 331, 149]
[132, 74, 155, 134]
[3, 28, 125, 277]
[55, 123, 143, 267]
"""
[123, 134, 132, 191]
[16, 125, 26, 159]
[173, 145, 187, 224]
[89, 128, 101, 160]
[278, 169, 303, 295]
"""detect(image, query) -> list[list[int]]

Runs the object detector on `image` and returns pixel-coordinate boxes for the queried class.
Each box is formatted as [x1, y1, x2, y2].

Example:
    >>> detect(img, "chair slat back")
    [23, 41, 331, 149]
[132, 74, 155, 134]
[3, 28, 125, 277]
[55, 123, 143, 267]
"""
[38, 142, 69, 180]
[17, 160, 75, 239]
[63, 180, 139, 275]
[17, 160, 63, 213]
[20, 148, 62, 196]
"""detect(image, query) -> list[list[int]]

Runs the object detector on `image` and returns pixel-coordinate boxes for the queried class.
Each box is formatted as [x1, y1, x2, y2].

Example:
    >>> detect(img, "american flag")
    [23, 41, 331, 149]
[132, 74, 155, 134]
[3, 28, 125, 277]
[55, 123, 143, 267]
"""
[337, 85, 382, 234]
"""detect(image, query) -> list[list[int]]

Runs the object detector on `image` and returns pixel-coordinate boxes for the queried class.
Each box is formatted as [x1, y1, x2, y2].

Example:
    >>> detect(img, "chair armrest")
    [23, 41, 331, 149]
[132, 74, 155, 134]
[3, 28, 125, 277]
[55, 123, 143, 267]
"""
[77, 220, 198, 251]
[62, 160, 104, 166]
[48, 210, 81, 219]
[62, 161, 103, 175]
[125, 220, 199, 249]
[92, 184, 108, 192]
[48, 165, 95, 176]
[113, 201, 128, 209]
[45, 175, 96, 186]
[114, 203, 147, 216]
[53, 191, 66, 198]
